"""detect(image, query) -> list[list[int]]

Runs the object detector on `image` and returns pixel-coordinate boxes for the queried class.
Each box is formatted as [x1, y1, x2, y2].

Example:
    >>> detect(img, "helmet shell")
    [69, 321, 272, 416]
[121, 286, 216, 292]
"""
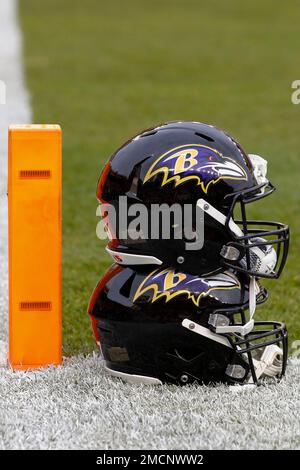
[88, 264, 252, 385]
[98, 122, 257, 275]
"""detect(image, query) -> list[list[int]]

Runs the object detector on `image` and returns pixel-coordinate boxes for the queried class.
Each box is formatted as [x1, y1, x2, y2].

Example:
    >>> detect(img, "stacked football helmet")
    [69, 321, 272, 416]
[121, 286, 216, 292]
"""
[88, 121, 289, 385]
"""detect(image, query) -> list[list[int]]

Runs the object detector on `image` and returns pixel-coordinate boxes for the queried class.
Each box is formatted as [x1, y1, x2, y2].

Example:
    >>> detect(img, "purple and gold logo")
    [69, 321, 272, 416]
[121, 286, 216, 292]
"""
[143, 144, 247, 193]
[133, 268, 241, 307]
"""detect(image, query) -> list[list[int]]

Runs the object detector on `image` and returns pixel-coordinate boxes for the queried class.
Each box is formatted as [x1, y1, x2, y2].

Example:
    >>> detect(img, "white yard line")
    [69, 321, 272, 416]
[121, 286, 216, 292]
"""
[0, 0, 32, 354]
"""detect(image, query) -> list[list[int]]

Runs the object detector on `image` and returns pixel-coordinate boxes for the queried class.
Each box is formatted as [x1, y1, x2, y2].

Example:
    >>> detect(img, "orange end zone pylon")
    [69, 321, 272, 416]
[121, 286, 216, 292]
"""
[8, 125, 62, 370]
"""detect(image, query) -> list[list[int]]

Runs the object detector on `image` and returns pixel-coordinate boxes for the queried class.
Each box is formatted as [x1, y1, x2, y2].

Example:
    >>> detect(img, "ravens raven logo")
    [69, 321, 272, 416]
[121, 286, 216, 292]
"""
[133, 268, 241, 307]
[143, 144, 247, 193]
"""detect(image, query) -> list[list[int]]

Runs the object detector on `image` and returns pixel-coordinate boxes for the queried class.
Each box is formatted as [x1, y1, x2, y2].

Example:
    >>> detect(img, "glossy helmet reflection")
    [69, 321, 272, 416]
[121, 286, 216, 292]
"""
[88, 264, 287, 386]
[97, 122, 289, 279]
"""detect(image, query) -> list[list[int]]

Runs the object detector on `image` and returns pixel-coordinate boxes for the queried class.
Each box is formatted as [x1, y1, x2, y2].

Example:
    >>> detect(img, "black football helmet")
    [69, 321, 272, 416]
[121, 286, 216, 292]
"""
[97, 121, 289, 278]
[88, 264, 288, 386]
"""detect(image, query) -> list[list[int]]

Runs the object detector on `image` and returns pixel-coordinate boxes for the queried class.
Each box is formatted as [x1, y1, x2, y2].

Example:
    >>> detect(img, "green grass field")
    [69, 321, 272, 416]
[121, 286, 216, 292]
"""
[19, 0, 300, 355]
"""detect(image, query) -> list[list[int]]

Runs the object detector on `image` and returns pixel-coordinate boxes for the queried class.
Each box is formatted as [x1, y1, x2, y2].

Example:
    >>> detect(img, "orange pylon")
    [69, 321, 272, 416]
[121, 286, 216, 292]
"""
[8, 125, 62, 370]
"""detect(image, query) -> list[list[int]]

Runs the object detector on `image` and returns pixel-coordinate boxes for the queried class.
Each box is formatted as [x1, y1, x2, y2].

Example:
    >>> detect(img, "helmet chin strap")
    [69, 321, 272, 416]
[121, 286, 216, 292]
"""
[197, 197, 264, 335]
[197, 198, 242, 237]
[212, 276, 256, 336]
[197, 198, 277, 277]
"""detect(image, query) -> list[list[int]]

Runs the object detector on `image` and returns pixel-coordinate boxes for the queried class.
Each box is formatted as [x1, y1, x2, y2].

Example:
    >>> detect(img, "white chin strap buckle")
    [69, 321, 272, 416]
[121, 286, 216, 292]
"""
[208, 276, 257, 336]
[210, 317, 254, 337]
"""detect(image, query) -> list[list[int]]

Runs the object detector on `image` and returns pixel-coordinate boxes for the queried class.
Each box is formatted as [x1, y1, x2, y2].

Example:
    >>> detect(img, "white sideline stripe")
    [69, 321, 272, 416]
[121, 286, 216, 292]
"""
[0, 0, 32, 346]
